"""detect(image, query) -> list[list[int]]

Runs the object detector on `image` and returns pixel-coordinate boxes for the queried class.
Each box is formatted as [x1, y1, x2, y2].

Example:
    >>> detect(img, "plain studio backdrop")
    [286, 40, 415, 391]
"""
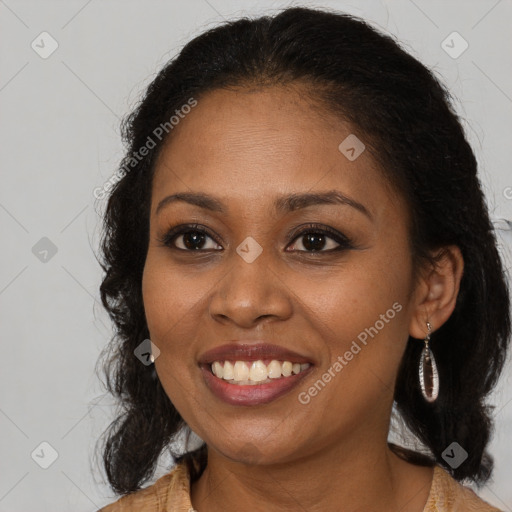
[0, 1, 511, 510]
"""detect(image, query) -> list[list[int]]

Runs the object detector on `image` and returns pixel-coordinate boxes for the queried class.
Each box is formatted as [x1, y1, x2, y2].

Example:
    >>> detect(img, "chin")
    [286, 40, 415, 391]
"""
[207, 435, 293, 467]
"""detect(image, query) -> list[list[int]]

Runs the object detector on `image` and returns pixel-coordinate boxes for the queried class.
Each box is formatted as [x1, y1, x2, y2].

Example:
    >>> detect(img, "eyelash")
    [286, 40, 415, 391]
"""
[157, 223, 354, 255]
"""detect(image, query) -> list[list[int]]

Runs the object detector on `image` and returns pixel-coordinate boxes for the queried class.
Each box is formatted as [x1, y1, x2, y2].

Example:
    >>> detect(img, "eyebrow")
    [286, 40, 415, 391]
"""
[155, 190, 373, 220]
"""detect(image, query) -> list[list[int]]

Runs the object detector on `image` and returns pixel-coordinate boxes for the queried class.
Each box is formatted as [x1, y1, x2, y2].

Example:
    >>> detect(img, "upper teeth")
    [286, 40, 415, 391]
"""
[211, 360, 310, 383]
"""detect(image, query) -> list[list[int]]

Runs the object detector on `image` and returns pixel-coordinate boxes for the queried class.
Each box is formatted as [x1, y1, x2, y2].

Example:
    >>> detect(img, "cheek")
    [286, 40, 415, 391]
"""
[300, 245, 412, 384]
[142, 255, 205, 416]
[142, 253, 209, 349]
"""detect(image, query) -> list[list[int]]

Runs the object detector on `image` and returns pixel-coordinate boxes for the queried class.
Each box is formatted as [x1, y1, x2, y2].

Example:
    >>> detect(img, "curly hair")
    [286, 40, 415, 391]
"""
[96, 6, 511, 496]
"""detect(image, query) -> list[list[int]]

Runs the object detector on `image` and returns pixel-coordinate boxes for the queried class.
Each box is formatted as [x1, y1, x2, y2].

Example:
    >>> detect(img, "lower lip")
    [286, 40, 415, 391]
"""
[200, 364, 313, 406]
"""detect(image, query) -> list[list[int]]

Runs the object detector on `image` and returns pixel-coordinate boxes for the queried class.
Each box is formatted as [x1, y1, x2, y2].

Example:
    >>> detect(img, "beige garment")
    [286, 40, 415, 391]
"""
[98, 461, 503, 512]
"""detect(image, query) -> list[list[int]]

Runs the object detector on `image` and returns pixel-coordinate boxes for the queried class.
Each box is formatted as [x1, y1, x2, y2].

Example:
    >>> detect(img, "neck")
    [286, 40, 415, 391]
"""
[190, 423, 434, 512]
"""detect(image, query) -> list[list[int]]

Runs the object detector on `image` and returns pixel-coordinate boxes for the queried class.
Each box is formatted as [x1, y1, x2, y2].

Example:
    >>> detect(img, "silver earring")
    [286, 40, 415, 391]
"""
[419, 321, 439, 403]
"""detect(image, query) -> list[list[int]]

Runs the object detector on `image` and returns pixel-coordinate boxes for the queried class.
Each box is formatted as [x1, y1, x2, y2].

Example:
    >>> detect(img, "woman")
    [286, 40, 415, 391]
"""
[96, 7, 510, 511]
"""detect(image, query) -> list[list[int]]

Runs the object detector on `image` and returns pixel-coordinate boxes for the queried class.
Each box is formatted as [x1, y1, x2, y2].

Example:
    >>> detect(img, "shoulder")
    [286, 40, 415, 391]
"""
[98, 461, 192, 512]
[424, 465, 503, 512]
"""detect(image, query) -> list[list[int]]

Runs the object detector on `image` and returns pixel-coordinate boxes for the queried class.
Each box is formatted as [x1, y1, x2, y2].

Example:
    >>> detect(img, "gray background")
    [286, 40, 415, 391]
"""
[0, 0, 511, 510]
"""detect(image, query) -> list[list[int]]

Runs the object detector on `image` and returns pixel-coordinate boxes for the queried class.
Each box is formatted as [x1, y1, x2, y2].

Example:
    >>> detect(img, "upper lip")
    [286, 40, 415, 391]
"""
[198, 342, 314, 365]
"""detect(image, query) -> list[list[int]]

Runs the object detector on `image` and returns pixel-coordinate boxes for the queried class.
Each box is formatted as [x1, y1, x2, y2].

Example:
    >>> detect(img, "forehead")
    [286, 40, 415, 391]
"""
[151, 86, 394, 217]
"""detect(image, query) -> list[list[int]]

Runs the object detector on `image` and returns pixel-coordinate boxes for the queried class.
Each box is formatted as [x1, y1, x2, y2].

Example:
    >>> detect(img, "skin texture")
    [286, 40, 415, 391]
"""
[141, 85, 464, 512]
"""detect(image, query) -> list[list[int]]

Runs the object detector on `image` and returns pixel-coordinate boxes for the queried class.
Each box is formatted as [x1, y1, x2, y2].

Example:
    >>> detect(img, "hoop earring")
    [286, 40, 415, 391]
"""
[419, 321, 439, 403]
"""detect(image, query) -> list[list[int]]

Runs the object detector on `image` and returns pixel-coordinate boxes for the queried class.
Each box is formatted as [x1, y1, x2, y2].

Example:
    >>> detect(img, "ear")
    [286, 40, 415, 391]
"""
[409, 245, 464, 339]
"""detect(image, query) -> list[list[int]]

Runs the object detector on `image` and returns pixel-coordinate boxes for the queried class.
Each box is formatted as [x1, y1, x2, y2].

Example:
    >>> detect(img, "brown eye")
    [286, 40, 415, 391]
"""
[159, 225, 223, 251]
[291, 232, 339, 252]
[287, 224, 353, 253]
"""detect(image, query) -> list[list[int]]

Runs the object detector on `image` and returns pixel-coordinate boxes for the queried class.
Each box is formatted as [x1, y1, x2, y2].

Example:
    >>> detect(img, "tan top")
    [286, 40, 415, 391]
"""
[99, 461, 503, 512]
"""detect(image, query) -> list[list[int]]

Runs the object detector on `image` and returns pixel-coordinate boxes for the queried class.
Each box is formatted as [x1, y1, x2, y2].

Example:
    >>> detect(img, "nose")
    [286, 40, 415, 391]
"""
[208, 248, 293, 329]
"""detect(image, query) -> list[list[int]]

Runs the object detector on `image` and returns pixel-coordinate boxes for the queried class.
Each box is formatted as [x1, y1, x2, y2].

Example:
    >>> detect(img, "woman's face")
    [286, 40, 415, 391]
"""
[142, 85, 418, 464]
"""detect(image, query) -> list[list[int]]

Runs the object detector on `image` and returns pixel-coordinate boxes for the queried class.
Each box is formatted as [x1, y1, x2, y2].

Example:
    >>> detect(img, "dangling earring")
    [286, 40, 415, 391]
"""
[419, 321, 439, 403]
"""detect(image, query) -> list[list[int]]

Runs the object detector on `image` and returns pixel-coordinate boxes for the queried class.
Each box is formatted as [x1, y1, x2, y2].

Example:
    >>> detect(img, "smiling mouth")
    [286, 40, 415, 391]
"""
[208, 359, 312, 385]
[200, 360, 314, 406]
[198, 342, 315, 405]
